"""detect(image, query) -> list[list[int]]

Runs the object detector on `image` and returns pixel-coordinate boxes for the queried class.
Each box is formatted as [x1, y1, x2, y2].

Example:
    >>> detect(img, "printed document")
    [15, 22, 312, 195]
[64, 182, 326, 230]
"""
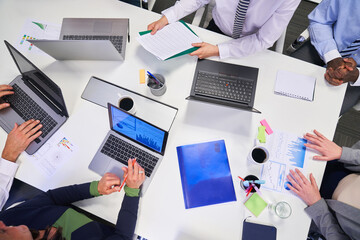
[137, 21, 201, 60]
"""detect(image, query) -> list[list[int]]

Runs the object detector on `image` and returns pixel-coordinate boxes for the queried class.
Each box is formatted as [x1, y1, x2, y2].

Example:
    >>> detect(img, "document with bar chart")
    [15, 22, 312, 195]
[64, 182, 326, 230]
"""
[260, 130, 309, 195]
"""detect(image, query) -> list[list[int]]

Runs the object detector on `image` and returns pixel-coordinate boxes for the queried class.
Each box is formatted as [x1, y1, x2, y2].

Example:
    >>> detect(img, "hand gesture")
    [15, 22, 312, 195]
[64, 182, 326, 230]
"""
[304, 130, 342, 161]
[147, 16, 169, 35]
[98, 172, 121, 195]
[190, 42, 220, 59]
[0, 85, 14, 110]
[122, 159, 145, 189]
[325, 57, 359, 85]
[287, 169, 321, 206]
[2, 119, 42, 162]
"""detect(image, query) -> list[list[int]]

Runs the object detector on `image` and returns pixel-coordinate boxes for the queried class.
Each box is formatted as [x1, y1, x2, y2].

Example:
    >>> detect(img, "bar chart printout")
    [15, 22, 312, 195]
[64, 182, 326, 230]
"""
[260, 130, 308, 195]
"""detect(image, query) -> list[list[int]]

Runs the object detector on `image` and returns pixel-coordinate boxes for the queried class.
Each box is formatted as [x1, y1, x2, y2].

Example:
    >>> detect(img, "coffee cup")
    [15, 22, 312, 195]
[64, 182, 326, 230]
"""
[118, 95, 136, 115]
[248, 145, 269, 165]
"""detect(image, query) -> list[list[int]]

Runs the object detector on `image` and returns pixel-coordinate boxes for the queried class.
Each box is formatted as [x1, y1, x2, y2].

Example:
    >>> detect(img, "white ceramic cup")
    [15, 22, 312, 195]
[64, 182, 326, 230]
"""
[117, 95, 136, 115]
[247, 145, 270, 165]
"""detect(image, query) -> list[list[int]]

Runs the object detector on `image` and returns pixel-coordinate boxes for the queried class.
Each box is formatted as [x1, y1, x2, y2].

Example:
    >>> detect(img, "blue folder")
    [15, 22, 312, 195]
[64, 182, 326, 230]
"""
[176, 140, 237, 209]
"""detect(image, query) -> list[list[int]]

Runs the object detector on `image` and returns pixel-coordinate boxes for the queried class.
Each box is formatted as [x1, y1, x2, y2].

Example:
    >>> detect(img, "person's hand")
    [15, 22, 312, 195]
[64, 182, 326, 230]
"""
[287, 169, 321, 206]
[0, 85, 13, 110]
[304, 129, 342, 161]
[122, 159, 145, 189]
[1, 119, 42, 162]
[98, 172, 121, 195]
[190, 42, 220, 59]
[147, 16, 169, 35]
[325, 57, 359, 85]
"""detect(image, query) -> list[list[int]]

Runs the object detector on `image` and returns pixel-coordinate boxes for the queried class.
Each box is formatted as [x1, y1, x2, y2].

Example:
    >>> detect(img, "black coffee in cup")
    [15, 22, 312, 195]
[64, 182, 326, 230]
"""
[119, 97, 134, 111]
[252, 147, 267, 163]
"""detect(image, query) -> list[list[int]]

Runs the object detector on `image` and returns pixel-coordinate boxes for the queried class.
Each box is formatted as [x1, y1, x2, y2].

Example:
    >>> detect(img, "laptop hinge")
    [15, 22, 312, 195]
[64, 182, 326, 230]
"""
[23, 77, 64, 116]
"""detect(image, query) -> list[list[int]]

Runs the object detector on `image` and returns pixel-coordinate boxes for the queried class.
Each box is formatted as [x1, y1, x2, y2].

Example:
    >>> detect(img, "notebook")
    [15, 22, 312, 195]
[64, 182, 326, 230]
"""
[242, 219, 277, 240]
[274, 70, 316, 101]
[0, 40, 68, 155]
[137, 21, 200, 60]
[29, 18, 129, 61]
[176, 140, 236, 209]
[89, 103, 169, 195]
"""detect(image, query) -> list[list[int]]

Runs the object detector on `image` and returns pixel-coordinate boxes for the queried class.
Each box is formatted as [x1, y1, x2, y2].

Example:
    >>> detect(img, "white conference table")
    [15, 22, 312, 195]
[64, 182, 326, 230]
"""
[0, 0, 346, 239]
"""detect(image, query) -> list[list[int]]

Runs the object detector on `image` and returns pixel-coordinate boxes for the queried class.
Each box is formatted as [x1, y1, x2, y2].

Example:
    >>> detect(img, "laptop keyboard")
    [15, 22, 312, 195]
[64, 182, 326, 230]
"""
[195, 71, 254, 103]
[63, 35, 123, 53]
[4, 84, 57, 140]
[101, 134, 159, 177]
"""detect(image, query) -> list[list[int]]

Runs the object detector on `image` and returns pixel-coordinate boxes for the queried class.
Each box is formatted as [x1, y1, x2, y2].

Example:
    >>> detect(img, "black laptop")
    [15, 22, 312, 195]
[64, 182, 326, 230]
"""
[0, 40, 68, 154]
[187, 59, 260, 113]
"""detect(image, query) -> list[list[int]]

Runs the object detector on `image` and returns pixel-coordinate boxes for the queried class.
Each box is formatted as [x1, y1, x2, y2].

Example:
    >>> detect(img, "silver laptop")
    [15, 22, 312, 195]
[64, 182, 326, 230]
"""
[89, 103, 169, 194]
[1, 40, 68, 154]
[29, 18, 129, 61]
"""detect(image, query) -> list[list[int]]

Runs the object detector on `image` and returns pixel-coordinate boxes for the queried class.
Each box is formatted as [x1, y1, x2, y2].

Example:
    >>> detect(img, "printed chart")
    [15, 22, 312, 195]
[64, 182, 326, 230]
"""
[260, 130, 308, 195]
[17, 19, 60, 53]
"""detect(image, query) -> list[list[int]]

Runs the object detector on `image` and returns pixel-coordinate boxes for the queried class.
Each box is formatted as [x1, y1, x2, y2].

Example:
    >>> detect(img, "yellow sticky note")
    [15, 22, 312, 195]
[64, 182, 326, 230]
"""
[244, 193, 268, 217]
[139, 69, 145, 84]
[257, 125, 266, 143]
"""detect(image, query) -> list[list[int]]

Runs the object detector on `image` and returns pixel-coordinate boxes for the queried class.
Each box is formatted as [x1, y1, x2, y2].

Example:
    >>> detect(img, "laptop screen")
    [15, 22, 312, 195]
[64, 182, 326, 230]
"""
[4, 40, 68, 117]
[109, 104, 167, 154]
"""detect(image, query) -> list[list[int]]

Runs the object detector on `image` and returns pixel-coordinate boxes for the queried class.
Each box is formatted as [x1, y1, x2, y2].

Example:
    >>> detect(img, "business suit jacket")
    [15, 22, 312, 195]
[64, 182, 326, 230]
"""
[305, 141, 360, 240]
[0, 182, 139, 240]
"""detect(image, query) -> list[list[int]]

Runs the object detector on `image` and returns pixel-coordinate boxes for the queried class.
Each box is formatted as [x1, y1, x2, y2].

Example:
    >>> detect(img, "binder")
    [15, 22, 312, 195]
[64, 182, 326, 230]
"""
[137, 21, 200, 60]
[176, 140, 237, 209]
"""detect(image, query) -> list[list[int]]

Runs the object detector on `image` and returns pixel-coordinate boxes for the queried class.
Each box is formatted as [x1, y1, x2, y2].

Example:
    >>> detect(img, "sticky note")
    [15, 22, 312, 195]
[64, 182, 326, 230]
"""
[244, 193, 268, 217]
[139, 69, 145, 84]
[260, 119, 273, 135]
[257, 125, 266, 143]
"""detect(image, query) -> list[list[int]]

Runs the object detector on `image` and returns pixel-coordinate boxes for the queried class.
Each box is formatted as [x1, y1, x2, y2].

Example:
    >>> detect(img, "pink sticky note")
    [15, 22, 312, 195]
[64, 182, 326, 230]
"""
[260, 119, 273, 135]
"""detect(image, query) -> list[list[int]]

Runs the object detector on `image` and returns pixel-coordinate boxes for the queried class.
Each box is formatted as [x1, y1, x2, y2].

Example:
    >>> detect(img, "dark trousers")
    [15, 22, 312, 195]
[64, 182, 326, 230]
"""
[290, 40, 360, 116]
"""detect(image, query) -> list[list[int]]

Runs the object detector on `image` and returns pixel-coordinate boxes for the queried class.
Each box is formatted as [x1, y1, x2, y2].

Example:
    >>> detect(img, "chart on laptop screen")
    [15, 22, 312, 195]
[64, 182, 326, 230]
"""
[111, 106, 165, 153]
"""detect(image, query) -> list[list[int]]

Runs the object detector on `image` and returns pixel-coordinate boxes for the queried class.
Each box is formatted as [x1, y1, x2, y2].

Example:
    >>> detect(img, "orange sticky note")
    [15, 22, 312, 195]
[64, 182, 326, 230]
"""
[139, 69, 145, 84]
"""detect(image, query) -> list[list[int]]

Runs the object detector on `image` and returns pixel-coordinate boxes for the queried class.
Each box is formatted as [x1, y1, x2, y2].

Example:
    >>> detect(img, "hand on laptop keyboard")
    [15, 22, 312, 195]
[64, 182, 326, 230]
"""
[0, 85, 14, 110]
[122, 159, 146, 189]
[1, 119, 42, 162]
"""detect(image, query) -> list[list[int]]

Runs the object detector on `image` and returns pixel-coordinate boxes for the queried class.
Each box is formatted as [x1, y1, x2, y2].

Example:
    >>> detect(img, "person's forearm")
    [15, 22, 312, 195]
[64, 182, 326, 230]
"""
[162, 0, 209, 24]
[0, 158, 19, 209]
[305, 199, 351, 240]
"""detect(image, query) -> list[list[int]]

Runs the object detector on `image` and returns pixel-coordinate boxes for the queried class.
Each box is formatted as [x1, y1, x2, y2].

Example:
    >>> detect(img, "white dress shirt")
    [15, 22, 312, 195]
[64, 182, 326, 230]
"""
[162, 0, 301, 59]
[0, 158, 18, 209]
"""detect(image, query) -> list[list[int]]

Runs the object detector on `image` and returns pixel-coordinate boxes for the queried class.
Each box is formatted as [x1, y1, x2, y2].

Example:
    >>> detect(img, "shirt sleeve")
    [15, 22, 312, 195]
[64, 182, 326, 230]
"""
[217, 0, 300, 59]
[308, 0, 340, 63]
[305, 198, 351, 240]
[162, 0, 210, 24]
[0, 158, 19, 210]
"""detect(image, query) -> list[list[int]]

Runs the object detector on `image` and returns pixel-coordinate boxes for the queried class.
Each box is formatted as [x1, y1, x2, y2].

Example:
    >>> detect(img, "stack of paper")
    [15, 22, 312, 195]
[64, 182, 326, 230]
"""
[137, 21, 201, 60]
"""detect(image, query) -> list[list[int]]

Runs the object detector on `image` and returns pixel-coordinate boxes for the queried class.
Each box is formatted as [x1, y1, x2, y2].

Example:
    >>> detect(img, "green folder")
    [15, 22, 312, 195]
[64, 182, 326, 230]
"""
[138, 20, 199, 60]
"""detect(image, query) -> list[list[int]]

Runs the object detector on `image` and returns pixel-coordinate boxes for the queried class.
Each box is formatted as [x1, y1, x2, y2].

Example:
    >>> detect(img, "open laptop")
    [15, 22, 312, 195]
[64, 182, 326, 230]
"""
[187, 59, 261, 113]
[29, 18, 129, 61]
[89, 103, 169, 194]
[0, 40, 68, 154]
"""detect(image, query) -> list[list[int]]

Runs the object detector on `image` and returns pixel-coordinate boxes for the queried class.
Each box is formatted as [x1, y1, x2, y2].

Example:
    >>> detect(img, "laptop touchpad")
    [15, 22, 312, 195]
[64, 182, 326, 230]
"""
[93, 21, 112, 33]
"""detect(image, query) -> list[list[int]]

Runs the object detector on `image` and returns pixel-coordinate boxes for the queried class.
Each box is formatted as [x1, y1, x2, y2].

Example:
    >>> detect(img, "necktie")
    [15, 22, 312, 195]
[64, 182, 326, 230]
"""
[340, 38, 360, 58]
[232, 0, 250, 39]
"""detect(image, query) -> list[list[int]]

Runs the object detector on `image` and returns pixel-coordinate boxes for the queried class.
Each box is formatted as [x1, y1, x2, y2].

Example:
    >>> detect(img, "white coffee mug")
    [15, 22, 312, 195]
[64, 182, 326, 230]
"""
[117, 95, 136, 115]
[248, 145, 270, 165]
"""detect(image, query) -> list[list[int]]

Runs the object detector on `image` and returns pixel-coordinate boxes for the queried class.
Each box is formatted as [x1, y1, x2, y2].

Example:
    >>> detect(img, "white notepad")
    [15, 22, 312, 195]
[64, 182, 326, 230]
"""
[274, 70, 316, 101]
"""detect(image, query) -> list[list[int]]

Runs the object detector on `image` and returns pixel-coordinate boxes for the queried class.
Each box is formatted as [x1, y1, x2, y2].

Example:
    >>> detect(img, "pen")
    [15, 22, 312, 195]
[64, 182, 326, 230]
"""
[246, 185, 253, 197]
[243, 180, 265, 188]
[118, 158, 136, 192]
[238, 176, 245, 181]
[147, 71, 162, 86]
[251, 183, 262, 196]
